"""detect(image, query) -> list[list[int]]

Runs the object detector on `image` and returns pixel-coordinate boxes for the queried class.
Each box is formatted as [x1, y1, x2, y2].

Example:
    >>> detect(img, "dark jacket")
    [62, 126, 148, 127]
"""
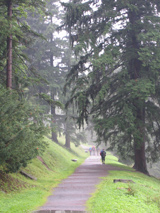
[100, 150, 106, 157]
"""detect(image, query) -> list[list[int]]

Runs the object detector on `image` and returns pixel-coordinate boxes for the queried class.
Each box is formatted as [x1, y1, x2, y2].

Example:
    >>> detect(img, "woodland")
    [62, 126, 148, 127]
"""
[1, 0, 160, 176]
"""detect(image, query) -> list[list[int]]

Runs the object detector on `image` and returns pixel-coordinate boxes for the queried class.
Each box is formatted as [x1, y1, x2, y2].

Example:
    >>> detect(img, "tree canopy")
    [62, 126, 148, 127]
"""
[63, 0, 160, 174]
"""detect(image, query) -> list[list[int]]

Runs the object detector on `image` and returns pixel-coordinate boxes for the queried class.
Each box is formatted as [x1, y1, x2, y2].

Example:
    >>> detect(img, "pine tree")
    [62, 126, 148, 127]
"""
[25, 0, 81, 146]
[25, 0, 64, 143]
[0, 0, 49, 173]
[0, 0, 46, 89]
[63, 0, 160, 174]
[6, 0, 12, 89]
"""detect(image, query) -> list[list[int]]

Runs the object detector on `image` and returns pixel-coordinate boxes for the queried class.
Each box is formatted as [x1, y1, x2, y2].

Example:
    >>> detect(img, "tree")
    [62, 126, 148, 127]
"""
[6, 0, 12, 89]
[0, 0, 49, 173]
[24, 0, 65, 143]
[62, 0, 160, 174]
[25, 0, 84, 147]
[0, 0, 46, 89]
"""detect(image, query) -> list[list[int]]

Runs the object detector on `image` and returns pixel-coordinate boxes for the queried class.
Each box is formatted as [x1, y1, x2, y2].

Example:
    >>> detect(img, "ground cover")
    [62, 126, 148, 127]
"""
[87, 153, 160, 213]
[0, 136, 88, 213]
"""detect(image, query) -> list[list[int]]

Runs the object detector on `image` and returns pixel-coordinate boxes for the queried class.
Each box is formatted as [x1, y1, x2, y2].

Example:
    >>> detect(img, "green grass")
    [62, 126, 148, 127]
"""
[1, 145, 160, 213]
[0, 136, 88, 213]
[87, 153, 160, 213]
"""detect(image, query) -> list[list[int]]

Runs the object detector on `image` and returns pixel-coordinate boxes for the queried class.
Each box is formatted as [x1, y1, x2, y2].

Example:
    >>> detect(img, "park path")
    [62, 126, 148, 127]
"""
[34, 155, 117, 213]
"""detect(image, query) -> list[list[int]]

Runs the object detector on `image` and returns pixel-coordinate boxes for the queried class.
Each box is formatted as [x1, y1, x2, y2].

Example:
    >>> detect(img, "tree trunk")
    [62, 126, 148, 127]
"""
[133, 104, 149, 175]
[65, 131, 71, 149]
[51, 89, 58, 143]
[50, 15, 58, 143]
[51, 128, 58, 143]
[133, 140, 148, 174]
[6, 0, 12, 89]
[128, 9, 149, 175]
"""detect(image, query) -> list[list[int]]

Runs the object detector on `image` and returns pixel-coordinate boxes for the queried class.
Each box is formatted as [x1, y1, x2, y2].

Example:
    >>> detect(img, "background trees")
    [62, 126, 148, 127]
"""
[62, 0, 160, 174]
[25, 0, 87, 148]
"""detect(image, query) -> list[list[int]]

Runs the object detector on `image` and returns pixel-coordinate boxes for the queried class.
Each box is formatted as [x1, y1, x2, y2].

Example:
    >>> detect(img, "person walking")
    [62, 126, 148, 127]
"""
[96, 146, 100, 156]
[100, 149, 106, 164]
[89, 147, 92, 156]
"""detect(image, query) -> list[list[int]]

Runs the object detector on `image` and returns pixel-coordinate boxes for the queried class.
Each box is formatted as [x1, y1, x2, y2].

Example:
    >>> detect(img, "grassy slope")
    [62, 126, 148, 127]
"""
[0, 136, 88, 213]
[1, 140, 160, 213]
[87, 153, 160, 213]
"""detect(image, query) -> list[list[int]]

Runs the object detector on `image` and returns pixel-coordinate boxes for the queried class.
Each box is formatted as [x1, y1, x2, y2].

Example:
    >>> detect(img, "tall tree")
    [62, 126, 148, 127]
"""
[25, 0, 63, 143]
[63, 0, 160, 174]
[0, 0, 46, 89]
[25, 0, 80, 145]
[6, 0, 12, 89]
[49, 1, 59, 143]
[0, 0, 49, 173]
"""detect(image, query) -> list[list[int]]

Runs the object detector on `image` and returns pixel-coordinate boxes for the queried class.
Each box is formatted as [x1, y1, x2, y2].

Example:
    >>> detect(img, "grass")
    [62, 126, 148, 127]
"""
[0, 136, 88, 213]
[87, 153, 160, 213]
[1, 144, 160, 213]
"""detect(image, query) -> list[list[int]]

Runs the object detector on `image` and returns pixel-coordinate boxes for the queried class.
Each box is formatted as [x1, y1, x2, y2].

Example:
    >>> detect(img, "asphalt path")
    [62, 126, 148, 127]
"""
[34, 155, 116, 213]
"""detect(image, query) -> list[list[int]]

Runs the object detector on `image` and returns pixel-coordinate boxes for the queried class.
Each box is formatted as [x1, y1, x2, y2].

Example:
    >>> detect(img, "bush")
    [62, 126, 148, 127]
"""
[0, 86, 48, 173]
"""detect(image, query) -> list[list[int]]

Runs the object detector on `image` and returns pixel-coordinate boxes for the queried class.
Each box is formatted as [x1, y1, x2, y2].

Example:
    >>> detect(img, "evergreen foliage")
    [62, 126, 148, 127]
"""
[25, 0, 86, 148]
[25, 0, 66, 143]
[0, 0, 46, 88]
[0, 86, 48, 173]
[63, 0, 160, 174]
[0, 0, 50, 173]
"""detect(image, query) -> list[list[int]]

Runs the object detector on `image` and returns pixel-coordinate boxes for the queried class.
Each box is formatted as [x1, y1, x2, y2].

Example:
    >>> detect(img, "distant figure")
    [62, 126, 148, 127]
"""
[89, 147, 92, 156]
[92, 146, 96, 155]
[96, 147, 100, 156]
[100, 149, 106, 164]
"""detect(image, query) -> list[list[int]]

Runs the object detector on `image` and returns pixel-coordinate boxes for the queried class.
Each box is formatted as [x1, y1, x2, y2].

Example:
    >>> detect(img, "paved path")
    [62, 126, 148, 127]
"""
[34, 156, 116, 213]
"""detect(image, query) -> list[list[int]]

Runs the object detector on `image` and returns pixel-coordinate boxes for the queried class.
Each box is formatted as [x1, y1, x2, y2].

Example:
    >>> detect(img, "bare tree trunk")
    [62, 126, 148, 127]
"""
[7, 0, 12, 89]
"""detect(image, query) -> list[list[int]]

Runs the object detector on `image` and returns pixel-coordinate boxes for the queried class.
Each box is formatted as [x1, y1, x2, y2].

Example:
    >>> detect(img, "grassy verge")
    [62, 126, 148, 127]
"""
[0, 136, 88, 213]
[87, 153, 160, 213]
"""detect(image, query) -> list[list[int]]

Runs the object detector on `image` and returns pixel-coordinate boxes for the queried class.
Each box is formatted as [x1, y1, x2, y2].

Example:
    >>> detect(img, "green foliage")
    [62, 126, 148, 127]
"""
[0, 0, 47, 87]
[0, 86, 49, 173]
[37, 93, 64, 109]
[24, 0, 72, 144]
[63, 0, 160, 170]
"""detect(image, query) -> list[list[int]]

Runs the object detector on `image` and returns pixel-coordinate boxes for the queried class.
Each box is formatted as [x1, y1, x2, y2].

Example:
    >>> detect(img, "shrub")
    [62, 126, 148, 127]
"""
[0, 86, 48, 173]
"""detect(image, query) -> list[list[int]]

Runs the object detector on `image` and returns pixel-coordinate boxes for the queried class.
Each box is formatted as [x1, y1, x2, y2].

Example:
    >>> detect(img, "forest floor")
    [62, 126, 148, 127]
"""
[34, 155, 132, 213]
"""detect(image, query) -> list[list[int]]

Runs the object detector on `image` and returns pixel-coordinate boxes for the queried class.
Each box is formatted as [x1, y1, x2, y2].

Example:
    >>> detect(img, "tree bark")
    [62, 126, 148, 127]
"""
[133, 140, 148, 174]
[51, 89, 58, 143]
[50, 15, 58, 143]
[133, 105, 149, 175]
[128, 9, 149, 175]
[65, 131, 71, 149]
[6, 0, 12, 89]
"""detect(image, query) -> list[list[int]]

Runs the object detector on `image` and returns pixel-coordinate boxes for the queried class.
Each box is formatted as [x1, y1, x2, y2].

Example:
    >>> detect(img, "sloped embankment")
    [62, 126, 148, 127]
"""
[0, 136, 88, 213]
